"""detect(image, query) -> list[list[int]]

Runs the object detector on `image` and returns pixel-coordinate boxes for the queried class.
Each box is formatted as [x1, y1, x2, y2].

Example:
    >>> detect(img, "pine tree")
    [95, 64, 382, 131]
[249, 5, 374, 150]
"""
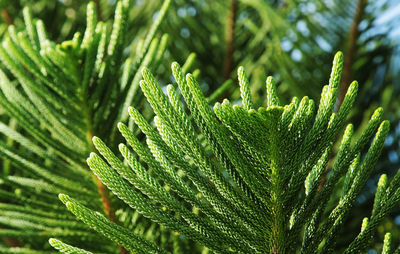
[0, 0, 399, 253]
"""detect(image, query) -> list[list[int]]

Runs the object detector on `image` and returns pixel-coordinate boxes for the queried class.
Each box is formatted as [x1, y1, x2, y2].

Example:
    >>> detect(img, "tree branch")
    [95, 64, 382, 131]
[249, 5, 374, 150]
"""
[1, 8, 13, 25]
[319, 0, 366, 195]
[2, 236, 20, 247]
[338, 0, 365, 108]
[223, 0, 238, 80]
[93, 0, 102, 21]
[86, 113, 129, 254]
[87, 128, 127, 254]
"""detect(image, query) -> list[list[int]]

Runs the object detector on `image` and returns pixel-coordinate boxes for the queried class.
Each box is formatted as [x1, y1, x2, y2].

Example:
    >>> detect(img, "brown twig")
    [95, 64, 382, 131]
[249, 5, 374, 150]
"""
[2, 236, 20, 247]
[119, 246, 130, 254]
[223, 0, 238, 80]
[93, 0, 102, 21]
[1, 8, 13, 25]
[319, 0, 366, 192]
[86, 130, 116, 221]
[87, 130, 128, 254]
[95, 178, 129, 254]
[95, 175, 116, 221]
[338, 0, 366, 108]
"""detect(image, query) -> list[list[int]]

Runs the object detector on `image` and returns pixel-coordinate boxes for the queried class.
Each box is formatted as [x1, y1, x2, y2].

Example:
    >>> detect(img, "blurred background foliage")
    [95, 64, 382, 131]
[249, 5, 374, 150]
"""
[0, 0, 400, 252]
[0, 0, 162, 41]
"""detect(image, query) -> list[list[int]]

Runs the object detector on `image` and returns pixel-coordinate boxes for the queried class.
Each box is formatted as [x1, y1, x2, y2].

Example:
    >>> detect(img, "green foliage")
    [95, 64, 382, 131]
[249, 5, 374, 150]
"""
[0, 0, 173, 252]
[0, 0, 165, 41]
[49, 238, 93, 254]
[53, 52, 400, 253]
[0, 0, 399, 253]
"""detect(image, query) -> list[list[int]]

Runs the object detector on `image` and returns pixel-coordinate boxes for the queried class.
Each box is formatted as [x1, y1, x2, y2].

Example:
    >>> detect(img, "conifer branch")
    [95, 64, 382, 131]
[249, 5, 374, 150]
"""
[0, 1, 170, 252]
[71, 52, 397, 253]
[50, 238, 94, 254]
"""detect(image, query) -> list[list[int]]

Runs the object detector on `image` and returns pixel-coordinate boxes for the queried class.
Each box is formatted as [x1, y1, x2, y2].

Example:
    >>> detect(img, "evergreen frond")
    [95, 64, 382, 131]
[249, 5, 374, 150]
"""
[69, 52, 399, 253]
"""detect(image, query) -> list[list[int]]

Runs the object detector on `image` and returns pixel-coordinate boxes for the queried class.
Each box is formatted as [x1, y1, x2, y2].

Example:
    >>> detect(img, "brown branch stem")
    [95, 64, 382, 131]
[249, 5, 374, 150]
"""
[93, 0, 102, 21]
[94, 177, 128, 254]
[338, 0, 365, 108]
[94, 175, 115, 221]
[87, 130, 128, 254]
[86, 130, 116, 221]
[2, 236, 21, 247]
[1, 8, 13, 25]
[223, 0, 238, 80]
[319, 0, 366, 193]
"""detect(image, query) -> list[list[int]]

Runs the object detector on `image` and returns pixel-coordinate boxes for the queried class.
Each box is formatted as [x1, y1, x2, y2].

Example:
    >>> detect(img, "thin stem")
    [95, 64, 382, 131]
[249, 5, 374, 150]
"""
[86, 127, 115, 221]
[94, 0, 102, 21]
[320, 0, 366, 194]
[269, 143, 286, 253]
[2, 236, 20, 247]
[84, 102, 128, 254]
[3, 118, 17, 176]
[1, 8, 13, 25]
[338, 0, 365, 108]
[270, 194, 285, 254]
[223, 0, 238, 80]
